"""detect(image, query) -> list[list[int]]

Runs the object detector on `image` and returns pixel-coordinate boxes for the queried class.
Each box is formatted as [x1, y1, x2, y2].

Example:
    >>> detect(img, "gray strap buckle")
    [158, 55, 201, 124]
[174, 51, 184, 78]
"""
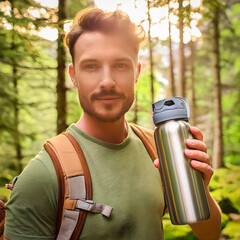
[75, 199, 113, 217]
[76, 199, 94, 211]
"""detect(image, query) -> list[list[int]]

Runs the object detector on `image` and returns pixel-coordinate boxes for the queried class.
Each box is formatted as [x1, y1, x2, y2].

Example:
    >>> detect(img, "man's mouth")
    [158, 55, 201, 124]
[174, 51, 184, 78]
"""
[92, 91, 125, 104]
[95, 95, 121, 104]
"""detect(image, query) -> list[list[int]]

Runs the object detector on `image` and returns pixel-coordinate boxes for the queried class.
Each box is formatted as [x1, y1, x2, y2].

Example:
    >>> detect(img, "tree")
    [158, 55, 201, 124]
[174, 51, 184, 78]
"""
[188, 39, 196, 126]
[178, 0, 185, 97]
[212, 4, 224, 169]
[0, 0, 40, 173]
[167, 0, 176, 97]
[11, 27, 23, 173]
[187, 3, 198, 126]
[56, 0, 67, 134]
[0, 0, 57, 173]
[147, 0, 155, 105]
[220, 0, 240, 165]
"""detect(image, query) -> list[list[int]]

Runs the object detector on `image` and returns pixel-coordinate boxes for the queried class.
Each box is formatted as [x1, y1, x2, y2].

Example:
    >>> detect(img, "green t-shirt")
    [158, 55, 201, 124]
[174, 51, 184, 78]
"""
[5, 124, 165, 240]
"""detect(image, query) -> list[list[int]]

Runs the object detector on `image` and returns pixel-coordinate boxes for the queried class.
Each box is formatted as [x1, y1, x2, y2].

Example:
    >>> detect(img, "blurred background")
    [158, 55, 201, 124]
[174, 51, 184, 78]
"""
[0, 0, 240, 239]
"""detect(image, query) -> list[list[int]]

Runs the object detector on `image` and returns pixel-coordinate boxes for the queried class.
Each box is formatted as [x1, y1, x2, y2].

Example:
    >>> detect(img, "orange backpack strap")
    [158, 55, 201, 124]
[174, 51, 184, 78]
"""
[44, 132, 113, 240]
[130, 124, 166, 196]
[130, 124, 158, 161]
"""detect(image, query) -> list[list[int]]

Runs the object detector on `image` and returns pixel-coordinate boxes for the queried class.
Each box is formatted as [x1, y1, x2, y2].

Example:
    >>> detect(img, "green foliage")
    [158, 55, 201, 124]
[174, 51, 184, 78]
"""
[67, 85, 83, 125]
[221, 213, 229, 230]
[231, 3, 240, 15]
[127, 70, 161, 129]
[222, 221, 240, 239]
[219, 1, 240, 165]
[163, 214, 196, 239]
[210, 164, 240, 214]
[203, 0, 225, 12]
[66, 0, 94, 18]
[193, 0, 240, 165]
[0, 187, 11, 202]
[234, 57, 240, 75]
[0, 0, 58, 173]
[0, 170, 13, 202]
[0, 173, 12, 186]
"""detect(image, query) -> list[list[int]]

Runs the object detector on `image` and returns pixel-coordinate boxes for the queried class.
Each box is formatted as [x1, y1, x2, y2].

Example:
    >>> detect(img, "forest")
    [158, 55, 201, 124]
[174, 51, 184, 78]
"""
[0, 0, 240, 239]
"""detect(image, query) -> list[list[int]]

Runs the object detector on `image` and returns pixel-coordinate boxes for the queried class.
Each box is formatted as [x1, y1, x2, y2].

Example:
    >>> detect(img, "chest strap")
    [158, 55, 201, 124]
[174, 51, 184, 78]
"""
[65, 199, 113, 217]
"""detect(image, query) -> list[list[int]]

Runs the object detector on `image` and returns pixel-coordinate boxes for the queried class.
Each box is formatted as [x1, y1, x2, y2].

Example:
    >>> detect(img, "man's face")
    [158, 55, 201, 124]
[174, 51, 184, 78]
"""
[69, 31, 141, 122]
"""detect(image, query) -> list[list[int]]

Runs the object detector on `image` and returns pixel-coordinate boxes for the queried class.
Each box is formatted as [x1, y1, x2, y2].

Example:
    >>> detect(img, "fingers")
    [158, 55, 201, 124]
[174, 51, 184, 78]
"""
[186, 139, 207, 153]
[186, 126, 211, 166]
[190, 126, 203, 141]
[185, 128, 213, 188]
[191, 160, 214, 187]
[185, 149, 211, 166]
[154, 158, 160, 169]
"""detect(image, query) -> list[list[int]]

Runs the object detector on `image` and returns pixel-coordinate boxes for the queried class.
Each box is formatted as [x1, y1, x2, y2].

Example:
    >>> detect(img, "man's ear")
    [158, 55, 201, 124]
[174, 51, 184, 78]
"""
[135, 62, 142, 83]
[69, 64, 78, 87]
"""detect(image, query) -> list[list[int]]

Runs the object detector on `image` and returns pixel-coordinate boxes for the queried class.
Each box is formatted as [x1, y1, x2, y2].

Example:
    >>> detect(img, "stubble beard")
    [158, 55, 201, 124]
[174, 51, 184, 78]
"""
[79, 92, 135, 122]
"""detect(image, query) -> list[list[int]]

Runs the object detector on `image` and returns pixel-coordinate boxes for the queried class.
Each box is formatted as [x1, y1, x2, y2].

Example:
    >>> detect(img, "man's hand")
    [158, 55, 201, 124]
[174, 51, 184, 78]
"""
[154, 126, 213, 188]
[185, 126, 214, 188]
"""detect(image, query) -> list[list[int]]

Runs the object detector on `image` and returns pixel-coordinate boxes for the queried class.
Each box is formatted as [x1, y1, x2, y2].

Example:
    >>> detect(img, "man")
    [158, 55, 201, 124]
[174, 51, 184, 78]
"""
[4, 7, 221, 240]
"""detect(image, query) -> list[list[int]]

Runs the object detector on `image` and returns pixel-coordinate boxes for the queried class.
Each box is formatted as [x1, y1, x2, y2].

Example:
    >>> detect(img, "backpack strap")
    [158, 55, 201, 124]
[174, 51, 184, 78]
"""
[130, 124, 167, 215]
[130, 124, 158, 161]
[44, 132, 113, 240]
[130, 123, 165, 192]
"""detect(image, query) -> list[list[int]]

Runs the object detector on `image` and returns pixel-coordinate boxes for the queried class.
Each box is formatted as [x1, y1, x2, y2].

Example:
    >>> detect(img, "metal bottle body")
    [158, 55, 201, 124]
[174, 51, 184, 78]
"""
[154, 120, 210, 225]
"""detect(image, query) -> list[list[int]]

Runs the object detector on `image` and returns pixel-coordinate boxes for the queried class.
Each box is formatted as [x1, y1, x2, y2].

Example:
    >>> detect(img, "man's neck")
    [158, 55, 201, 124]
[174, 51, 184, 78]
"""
[75, 113, 128, 144]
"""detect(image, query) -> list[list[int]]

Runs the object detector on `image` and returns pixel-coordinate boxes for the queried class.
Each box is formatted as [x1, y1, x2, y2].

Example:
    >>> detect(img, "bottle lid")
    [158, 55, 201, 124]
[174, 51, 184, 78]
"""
[152, 97, 190, 125]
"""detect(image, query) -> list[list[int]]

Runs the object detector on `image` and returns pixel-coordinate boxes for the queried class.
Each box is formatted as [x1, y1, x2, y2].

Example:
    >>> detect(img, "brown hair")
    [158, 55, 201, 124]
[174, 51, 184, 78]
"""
[64, 7, 145, 62]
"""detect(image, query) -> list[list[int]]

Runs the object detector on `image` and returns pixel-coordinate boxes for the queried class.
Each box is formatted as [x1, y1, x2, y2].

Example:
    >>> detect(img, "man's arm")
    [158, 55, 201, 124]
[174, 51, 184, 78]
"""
[189, 189, 221, 240]
[4, 151, 58, 240]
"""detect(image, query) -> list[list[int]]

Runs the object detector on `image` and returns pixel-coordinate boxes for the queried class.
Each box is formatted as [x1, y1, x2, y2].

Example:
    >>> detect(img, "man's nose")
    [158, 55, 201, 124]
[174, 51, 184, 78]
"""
[99, 67, 115, 90]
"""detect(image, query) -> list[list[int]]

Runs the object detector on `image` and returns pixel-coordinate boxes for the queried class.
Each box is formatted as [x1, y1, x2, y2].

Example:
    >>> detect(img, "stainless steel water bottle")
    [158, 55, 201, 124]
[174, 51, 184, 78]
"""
[152, 97, 210, 225]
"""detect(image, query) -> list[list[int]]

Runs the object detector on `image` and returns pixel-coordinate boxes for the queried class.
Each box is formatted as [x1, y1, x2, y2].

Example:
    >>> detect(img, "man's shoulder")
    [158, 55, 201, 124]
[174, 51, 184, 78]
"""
[5, 148, 58, 240]
[7, 147, 58, 201]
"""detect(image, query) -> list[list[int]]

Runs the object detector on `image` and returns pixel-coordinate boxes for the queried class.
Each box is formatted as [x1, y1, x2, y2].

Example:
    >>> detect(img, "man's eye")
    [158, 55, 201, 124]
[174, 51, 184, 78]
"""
[85, 64, 97, 69]
[115, 63, 128, 69]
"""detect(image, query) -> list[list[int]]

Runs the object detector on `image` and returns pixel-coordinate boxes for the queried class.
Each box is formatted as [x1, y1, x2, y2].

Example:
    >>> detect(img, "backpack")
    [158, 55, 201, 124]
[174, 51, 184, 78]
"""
[0, 124, 165, 240]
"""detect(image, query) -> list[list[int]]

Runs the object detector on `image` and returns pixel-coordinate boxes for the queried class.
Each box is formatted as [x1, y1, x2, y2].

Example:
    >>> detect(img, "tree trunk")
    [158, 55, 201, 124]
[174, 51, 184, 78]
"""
[57, 0, 67, 134]
[11, 0, 23, 174]
[147, 0, 154, 105]
[189, 40, 196, 126]
[12, 62, 23, 174]
[212, 7, 224, 169]
[168, 2, 175, 97]
[178, 0, 185, 97]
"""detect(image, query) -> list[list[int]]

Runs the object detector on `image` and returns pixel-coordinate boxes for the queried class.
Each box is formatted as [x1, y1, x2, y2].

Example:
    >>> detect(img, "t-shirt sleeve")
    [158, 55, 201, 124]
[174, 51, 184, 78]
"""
[4, 149, 58, 240]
